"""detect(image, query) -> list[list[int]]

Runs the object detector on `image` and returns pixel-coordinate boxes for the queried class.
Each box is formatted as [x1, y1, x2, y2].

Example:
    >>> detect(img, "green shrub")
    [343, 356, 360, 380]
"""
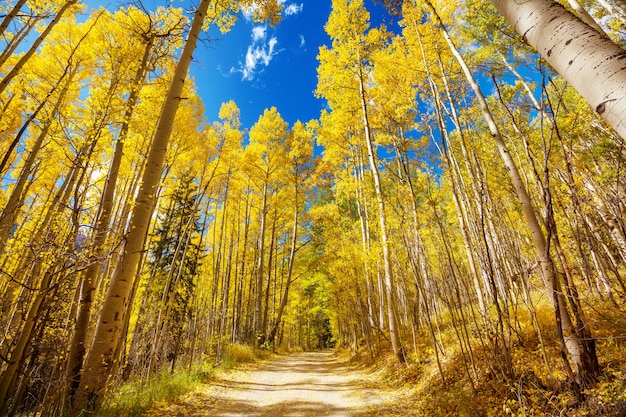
[94, 364, 212, 417]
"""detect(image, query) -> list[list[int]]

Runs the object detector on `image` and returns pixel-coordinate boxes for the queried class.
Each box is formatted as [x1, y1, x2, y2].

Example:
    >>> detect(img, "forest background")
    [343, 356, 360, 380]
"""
[1, 0, 626, 416]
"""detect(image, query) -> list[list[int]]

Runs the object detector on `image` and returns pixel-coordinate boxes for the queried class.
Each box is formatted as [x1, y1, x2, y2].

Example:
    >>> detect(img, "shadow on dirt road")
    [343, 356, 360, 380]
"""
[144, 350, 408, 416]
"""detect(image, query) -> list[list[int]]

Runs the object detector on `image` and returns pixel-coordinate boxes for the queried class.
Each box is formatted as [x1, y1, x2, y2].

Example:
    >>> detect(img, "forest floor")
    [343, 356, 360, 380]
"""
[111, 298, 626, 417]
[141, 350, 413, 416]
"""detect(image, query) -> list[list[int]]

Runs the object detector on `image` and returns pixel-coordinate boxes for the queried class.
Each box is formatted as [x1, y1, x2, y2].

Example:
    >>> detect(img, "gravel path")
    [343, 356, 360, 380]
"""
[145, 350, 403, 416]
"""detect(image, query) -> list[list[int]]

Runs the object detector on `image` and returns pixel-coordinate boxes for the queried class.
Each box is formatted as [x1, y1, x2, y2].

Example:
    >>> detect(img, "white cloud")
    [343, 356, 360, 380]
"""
[284, 3, 303, 16]
[252, 25, 266, 41]
[241, 35, 279, 81]
[268, 37, 278, 52]
[244, 1, 303, 19]
[235, 2, 304, 81]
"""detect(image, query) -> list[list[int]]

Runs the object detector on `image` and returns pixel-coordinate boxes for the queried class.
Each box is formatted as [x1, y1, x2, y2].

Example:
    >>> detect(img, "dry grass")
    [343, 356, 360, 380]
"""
[344, 294, 626, 416]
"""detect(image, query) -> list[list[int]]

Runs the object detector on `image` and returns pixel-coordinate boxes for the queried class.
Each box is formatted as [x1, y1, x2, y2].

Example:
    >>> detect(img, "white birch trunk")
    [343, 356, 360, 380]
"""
[491, 0, 626, 139]
[357, 63, 405, 363]
[565, 0, 605, 33]
[426, 0, 599, 382]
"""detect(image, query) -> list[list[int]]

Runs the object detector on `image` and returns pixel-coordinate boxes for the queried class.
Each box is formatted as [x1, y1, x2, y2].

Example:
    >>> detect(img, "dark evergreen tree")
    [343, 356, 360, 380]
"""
[127, 171, 203, 376]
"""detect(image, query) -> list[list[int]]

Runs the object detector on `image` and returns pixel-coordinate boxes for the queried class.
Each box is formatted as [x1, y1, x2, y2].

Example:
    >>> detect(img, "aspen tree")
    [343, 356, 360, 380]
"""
[354, 146, 384, 333]
[267, 121, 314, 345]
[410, 18, 491, 321]
[246, 107, 289, 344]
[319, 0, 405, 363]
[0, 0, 27, 37]
[0, 79, 106, 413]
[72, 1, 212, 410]
[0, 0, 79, 96]
[356, 19, 406, 366]
[0, 1, 84, 69]
[73, 1, 282, 410]
[410, 23, 494, 363]
[0, 79, 71, 250]
[0, 75, 64, 176]
[423, 0, 600, 384]
[490, 0, 626, 139]
[66, 6, 187, 401]
[0, 11, 102, 250]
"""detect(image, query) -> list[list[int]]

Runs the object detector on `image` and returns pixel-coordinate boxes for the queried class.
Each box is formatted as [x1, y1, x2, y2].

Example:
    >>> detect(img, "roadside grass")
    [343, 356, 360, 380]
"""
[95, 344, 270, 417]
[218, 342, 271, 370]
[94, 294, 626, 416]
[95, 367, 207, 417]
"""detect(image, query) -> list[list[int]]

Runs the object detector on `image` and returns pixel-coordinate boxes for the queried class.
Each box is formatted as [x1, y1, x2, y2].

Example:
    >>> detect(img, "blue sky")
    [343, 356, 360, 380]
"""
[81, 0, 391, 130]
[195, 1, 332, 128]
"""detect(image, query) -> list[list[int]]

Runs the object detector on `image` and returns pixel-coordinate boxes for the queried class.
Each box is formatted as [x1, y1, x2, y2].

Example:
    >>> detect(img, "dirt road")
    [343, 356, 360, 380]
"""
[146, 350, 405, 416]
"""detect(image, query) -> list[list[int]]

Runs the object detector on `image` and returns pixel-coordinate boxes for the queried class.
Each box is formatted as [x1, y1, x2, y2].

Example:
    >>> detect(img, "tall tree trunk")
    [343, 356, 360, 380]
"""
[66, 35, 154, 402]
[72, 1, 211, 411]
[262, 210, 277, 336]
[353, 149, 380, 332]
[356, 59, 405, 363]
[0, 71, 74, 250]
[425, 0, 600, 384]
[490, 0, 626, 139]
[267, 185, 300, 345]
[0, 0, 78, 95]
[233, 190, 252, 343]
[254, 182, 269, 344]
[0, 0, 27, 37]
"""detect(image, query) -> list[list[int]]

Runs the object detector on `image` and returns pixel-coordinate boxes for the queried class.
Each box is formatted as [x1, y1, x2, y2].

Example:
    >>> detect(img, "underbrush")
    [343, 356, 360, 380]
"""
[94, 343, 270, 417]
[342, 296, 626, 416]
[94, 366, 208, 417]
